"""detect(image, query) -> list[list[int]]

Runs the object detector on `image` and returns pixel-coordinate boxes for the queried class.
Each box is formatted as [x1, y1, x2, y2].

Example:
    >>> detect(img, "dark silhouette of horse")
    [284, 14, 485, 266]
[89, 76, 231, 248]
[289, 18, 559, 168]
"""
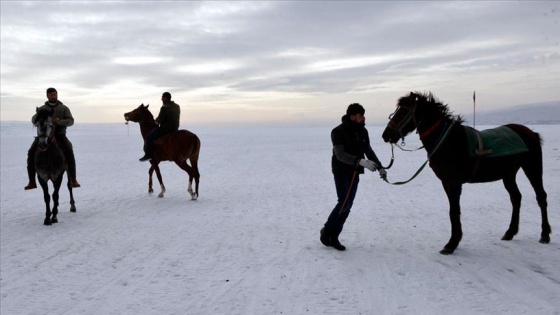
[124, 104, 201, 199]
[33, 107, 76, 225]
[382, 92, 550, 255]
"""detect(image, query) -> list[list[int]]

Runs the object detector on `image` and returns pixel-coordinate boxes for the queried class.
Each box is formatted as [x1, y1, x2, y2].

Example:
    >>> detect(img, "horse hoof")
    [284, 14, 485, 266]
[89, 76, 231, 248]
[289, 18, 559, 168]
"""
[158, 194, 164, 198]
[539, 237, 550, 244]
[439, 247, 455, 255]
[51, 218, 58, 224]
[501, 234, 513, 241]
[44, 220, 51, 226]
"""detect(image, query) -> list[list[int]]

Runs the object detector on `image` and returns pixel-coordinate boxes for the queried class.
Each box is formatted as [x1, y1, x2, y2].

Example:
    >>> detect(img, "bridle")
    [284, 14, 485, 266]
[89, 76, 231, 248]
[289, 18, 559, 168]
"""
[36, 117, 56, 151]
[387, 97, 424, 151]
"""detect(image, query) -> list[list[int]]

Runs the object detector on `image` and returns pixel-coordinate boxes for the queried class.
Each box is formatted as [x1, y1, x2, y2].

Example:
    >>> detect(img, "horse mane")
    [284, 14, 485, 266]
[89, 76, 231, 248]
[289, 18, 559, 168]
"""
[411, 91, 465, 124]
[35, 107, 54, 124]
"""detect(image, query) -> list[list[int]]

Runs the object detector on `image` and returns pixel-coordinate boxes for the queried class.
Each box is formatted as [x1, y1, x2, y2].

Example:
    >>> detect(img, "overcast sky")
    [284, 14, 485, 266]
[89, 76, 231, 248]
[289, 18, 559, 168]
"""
[1, 1, 558, 126]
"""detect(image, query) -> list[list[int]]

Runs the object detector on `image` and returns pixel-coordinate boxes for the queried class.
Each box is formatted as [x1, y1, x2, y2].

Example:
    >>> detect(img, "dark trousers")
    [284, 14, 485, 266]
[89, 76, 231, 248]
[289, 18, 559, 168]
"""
[324, 173, 360, 237]
[143, 127, 169, 157]
[27, 135, 77, 179]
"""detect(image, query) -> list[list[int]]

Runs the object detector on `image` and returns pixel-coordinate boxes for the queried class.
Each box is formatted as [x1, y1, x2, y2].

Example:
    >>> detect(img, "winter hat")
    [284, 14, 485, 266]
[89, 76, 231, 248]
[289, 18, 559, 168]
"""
[346, 103, 365, 116]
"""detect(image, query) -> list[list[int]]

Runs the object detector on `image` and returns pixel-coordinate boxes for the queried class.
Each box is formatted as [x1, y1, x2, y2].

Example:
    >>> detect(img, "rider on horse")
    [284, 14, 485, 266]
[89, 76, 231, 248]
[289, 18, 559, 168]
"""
[139, 92, 181, 162]
[25, 87, 81, 190]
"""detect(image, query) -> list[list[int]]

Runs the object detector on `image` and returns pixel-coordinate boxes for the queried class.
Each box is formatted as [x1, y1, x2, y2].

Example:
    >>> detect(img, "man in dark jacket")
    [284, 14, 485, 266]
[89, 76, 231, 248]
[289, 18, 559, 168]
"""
[320, 103, 387, 251]
[139, 92, 181, 161]
[25, 87, 80, 189]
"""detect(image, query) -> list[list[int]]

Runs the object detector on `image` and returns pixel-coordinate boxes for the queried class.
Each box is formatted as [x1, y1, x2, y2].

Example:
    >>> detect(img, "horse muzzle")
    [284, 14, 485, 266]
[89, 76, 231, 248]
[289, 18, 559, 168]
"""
[382, 127, 401, 144]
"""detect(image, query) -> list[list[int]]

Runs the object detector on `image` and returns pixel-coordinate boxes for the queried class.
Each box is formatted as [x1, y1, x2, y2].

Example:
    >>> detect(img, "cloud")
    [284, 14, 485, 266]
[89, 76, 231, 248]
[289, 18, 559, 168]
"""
[1, 1, 559, 125]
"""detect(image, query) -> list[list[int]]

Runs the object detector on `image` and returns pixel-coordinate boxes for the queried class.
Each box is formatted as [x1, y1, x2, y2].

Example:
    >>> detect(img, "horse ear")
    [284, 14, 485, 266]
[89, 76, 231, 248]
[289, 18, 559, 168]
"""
[36, 107, 39, 113]
[146, 104, 149, 109]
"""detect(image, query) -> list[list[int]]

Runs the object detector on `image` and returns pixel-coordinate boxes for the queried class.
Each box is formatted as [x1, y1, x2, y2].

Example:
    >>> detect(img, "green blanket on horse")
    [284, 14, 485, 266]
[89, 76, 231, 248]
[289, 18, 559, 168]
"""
[464, 126, 528, 157]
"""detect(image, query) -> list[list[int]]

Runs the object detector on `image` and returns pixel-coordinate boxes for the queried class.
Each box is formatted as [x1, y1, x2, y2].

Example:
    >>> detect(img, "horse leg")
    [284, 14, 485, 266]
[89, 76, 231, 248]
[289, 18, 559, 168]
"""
[148, 165, 155, 194]
[501, 173, 521, 241]
[38, 178, 52, 226]
[440, 183, 463, 255]
[175, 159, 198, 200]
[67, 180, 76, 212]
[192, 158, 200, 200]
[152, 163, 165, 198]
[522, 163, 551, 244]
[50, 175, 63, 224]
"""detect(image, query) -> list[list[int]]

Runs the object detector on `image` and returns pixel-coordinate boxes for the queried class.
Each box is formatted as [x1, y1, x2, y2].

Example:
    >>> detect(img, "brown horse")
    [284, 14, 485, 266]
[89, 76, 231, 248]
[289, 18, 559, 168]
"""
[124, 104, 201, 199]
[382, 92, 550, 255]
[34, 107, 77, 225]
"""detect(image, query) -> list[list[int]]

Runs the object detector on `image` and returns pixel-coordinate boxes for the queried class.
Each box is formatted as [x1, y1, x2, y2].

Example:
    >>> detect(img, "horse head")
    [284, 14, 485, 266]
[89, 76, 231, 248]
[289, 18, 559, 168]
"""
[124, 103, 154, 124]
[35, 107, 56, 151]
[382, 91, 461, 144]
[382, 92, 423, 144]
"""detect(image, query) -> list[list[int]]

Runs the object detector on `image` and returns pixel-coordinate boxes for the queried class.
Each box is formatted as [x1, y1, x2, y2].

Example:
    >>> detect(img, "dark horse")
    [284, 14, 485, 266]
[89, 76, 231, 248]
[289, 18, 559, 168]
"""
[124, 104, 201, 199]
[33, 107, 77, 225]
[382, 92, 550, 254]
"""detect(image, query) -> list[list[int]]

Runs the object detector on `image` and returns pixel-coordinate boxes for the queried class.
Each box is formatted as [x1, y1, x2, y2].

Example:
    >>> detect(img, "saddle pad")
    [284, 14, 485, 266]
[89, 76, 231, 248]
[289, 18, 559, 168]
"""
[464, 126, 528, 157]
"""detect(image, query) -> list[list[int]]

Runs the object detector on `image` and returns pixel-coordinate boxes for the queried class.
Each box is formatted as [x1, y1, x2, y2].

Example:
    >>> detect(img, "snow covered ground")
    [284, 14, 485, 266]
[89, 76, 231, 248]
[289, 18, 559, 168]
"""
[1, 122, 559, 314]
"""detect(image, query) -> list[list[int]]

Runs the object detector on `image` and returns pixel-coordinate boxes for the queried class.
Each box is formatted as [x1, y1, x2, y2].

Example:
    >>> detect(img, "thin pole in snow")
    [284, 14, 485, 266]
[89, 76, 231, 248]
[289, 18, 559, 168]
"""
[473, 91, 476, 128]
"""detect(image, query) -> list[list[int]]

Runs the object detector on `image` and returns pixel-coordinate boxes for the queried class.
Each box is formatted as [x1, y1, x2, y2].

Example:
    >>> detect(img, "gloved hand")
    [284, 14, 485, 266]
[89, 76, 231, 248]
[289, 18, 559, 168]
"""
[359, 159, 378, 172]
[378, 168, 387, 179]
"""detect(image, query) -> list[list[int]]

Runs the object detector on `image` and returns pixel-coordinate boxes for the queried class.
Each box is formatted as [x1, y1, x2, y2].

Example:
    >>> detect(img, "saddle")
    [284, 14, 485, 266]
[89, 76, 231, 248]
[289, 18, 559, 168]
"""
[464, 126, 528, 157]
[154, 133, 174, 145]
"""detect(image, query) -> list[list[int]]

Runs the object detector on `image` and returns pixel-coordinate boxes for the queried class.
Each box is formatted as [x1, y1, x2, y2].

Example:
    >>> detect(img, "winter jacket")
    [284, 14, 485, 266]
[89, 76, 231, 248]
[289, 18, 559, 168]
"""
[331, 115, 382, 175]
[31, 101, 74, 136]
[156, 101, 180, 132]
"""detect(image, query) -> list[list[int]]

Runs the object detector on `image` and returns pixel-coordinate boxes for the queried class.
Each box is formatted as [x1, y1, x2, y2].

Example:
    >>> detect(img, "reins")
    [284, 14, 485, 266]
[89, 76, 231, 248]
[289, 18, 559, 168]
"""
[383, 120, 456, 185]
[338, 160, 360, 215]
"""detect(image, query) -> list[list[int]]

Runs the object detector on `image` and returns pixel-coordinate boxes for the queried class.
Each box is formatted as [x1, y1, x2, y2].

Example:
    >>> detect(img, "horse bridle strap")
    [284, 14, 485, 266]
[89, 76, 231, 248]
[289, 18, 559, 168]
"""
[419, 119, 443, 140]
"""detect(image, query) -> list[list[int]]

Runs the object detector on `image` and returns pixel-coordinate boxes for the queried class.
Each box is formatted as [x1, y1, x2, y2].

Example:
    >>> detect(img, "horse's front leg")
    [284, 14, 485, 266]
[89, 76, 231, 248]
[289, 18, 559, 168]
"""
[67, 181, 76, 212]
[38, 178, 52, 226]
[152, 163, 166, 198]
[440, 183, 463, 255]
[50, 175, 63, 224]
[148, 165, 155, 194]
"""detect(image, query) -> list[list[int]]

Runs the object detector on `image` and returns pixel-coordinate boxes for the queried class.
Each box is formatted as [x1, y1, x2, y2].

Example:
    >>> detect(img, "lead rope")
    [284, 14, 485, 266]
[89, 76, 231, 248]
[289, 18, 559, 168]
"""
[338, 160, 360, 215]
[383, 120, 456, 185]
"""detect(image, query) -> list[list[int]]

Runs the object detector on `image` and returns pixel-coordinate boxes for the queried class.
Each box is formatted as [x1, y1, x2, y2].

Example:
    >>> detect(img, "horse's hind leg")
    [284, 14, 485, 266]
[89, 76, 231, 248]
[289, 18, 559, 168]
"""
[176, 159, 198, 200]
[502, 173, 522, 241]
[190, 154, 200, 200]
[522, 162, 550, 243]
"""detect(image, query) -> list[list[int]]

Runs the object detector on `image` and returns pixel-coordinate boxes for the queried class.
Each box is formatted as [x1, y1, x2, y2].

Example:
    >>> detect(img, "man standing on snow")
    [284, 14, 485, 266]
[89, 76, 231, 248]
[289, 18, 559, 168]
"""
[24, 87, 80, 189]
[320, 103, 387, 251]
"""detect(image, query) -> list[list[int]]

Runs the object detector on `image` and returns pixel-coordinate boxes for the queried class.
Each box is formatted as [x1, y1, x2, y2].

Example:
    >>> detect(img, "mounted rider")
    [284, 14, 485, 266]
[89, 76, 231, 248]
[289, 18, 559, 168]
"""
[139, 92, 181, 162]
[25, 87, 81, 190]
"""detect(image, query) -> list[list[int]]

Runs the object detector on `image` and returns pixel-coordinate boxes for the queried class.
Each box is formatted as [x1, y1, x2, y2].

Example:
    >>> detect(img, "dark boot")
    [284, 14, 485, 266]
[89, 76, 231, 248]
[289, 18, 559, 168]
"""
[320, 227, 331, 247]
[320, 227, 346, 251]
[330, 237, 346, 251]
[24, 166, 37, 190]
